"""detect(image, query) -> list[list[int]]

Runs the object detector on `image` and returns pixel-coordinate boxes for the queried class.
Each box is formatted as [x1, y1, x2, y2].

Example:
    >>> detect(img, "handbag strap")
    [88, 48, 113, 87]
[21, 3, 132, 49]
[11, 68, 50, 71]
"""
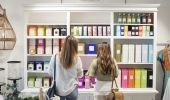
[53, 54, 56, 81]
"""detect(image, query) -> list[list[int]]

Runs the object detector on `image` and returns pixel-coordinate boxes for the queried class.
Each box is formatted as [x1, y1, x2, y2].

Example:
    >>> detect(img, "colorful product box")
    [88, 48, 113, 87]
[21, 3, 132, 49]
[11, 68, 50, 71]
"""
[46, 27, 52, 36]
[60, 27, 67, 36]
[44, 78, 50, 88]
[44, 61, 49, 72]
[86, 43, 97, 54]
[78, 43, 85, 54]
[28, 61, 34, 71]
[37, 26, 46, 36]
[28, 77, 35, 88]
[28, 26, 37, 36]
[35, 61, 43, 71]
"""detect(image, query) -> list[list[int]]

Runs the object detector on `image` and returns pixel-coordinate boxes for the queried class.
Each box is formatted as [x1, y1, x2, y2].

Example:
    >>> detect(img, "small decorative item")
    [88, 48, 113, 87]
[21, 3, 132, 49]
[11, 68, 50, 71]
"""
[86, 43, 97, 54]
[6, 61, 22, 100]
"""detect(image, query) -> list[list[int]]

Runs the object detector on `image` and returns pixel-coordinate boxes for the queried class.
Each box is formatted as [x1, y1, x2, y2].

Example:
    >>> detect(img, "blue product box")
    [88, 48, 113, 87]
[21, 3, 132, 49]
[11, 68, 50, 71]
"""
[86, 43, 97, 54]
[35, 61, 44, 71]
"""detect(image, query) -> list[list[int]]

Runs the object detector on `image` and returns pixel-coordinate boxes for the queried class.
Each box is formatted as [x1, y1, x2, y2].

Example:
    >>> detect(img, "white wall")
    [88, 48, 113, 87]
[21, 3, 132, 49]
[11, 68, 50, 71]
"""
[0, 0, 170, 99]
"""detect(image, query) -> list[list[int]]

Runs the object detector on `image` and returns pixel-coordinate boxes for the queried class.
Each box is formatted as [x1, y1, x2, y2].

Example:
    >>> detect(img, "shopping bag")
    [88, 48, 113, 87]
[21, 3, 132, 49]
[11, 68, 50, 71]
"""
[46, 54, 60, 100]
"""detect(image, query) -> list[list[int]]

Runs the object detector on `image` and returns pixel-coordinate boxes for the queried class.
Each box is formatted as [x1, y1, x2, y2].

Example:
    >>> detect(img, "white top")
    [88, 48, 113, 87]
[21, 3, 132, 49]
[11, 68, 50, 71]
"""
[163, 77, 170, 100]
[48, 54, 83, 96]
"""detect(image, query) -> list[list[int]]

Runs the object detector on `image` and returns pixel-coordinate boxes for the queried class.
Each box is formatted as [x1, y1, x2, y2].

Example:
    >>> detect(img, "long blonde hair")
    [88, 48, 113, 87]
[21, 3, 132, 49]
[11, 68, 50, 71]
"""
[97, 43, 113, 75]
[60, 35, 78, 69]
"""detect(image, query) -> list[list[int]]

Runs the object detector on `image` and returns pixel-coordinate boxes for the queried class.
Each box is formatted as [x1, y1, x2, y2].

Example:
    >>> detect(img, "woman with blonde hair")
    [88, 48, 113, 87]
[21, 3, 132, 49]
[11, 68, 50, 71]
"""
[88, 42, 119, 100]
[48, 35, 83, 100]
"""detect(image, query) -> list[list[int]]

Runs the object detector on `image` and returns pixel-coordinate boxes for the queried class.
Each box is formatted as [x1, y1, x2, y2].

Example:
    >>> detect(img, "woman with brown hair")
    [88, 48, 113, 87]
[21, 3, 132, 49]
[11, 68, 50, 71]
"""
[48, 35, 83, 100]
[87, 42, 119, 100]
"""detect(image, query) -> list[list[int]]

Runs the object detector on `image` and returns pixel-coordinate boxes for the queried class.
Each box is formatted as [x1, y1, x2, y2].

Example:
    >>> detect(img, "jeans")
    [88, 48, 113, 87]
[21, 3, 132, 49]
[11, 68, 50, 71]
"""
[60, 87, 78, 100]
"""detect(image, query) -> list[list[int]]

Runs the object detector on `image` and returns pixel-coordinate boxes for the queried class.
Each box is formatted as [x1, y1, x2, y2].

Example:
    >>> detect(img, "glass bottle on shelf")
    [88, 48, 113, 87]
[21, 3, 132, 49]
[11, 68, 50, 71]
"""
[147, 13, 152, 24]
[142, 13, 147, 24]
[137, 13, 141, 24]
[122, 13, 127, 24]
[132, 13, 136, 24]
[127, 13, 132, 24]
[117, 13, 122, 23]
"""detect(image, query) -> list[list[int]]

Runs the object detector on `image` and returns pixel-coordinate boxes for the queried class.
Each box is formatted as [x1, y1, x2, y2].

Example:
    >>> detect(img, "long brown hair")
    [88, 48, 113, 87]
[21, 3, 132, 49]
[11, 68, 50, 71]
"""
[60, 35, 78, 69]
[97, 43, 113, 75]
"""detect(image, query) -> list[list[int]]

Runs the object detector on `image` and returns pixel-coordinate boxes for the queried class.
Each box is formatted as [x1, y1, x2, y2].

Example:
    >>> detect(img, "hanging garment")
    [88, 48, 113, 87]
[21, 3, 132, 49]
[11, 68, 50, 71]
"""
[162, 77, 170, 100]
[164, 46, 170, 70]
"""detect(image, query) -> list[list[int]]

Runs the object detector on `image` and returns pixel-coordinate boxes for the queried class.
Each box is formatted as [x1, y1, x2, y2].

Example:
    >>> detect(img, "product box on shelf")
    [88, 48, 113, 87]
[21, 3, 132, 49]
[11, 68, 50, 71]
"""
[28, 77, 35, 88]
[92, 26, 97, 36]
[27, 61, 34, 71]
[35, 77, 42, 88]
[44, 61, 49, 72]
[78, 76, 85, 88]
[37, 26, 46, 36]
[45, 39, 52, 54]
[102, 26, 107, 36]
[86, 43, 97, 54]
[28, 25, 37, 36]
[37, 39, 45, 54]
[98, 26, 102, 36]
[28, 39, 36, 54]
[78, 26, 83, 36]
[85, 75, 90, 89]
[83, 26, 88, 36]
[60, 27, 67, 36]
[35, 61, 43, 71]
[107, 26, 111, 36]
[53, 27, 60, 36]
[78, 43, 85, 54]
[46, 26, 52, 36]
[88, 26, 93, 36]
[43, 78, 50, 88]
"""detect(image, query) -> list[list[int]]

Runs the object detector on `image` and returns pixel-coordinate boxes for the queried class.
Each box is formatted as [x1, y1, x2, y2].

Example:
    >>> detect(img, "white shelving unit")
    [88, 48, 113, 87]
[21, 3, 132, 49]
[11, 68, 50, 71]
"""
[23, 4, 159, 100]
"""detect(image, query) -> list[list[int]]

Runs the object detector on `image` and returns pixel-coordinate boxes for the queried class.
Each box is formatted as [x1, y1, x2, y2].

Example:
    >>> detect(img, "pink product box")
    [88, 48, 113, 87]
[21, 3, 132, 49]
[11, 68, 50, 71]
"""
[37, 39, 45, 45]
[91, 77, 96, 84]
[78, 77, 85, 88]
